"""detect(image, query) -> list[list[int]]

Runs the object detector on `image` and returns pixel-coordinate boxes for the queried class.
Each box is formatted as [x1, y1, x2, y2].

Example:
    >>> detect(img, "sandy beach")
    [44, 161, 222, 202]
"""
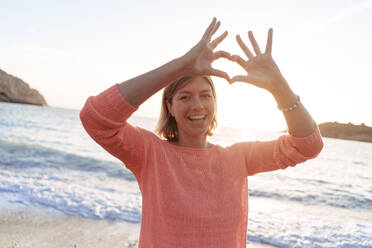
[0, 202, 277, 248]
[0, 202, 140, 248]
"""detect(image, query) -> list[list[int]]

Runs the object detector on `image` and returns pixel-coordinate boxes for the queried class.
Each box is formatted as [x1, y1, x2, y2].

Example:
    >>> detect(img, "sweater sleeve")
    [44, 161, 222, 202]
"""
[79, 84, 151, 175]
[237, 125, 324, 176]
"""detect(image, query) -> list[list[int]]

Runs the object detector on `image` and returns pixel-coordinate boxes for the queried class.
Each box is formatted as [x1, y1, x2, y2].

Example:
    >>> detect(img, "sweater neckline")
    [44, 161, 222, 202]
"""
[163, 140, 218, 152]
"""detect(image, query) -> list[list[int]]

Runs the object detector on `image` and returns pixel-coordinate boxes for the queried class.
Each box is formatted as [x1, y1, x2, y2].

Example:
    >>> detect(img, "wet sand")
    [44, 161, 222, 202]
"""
[0, 203, 277, 248]
[0, 203, 140, 248]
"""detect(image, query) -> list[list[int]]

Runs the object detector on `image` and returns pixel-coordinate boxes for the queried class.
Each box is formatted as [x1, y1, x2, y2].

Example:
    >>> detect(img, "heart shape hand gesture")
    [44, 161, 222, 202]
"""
[181, 17, 288, 95]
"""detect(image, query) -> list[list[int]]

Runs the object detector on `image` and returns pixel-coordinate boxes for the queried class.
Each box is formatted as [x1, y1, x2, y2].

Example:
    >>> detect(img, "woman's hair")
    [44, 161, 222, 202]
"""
[155, 76, 217, 142]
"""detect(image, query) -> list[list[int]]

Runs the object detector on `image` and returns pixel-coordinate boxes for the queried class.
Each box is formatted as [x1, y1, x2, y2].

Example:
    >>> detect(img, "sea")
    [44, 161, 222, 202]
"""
[0, 101, 371, 248]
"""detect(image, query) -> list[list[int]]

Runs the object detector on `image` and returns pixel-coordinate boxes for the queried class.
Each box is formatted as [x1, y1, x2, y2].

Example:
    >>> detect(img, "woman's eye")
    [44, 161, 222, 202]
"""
[180, 96, 189, 100]
[202, 94, 211, 98]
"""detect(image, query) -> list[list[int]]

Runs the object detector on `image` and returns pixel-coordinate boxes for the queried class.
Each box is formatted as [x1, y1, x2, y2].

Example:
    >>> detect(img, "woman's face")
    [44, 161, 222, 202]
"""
[166, 77, 215, 141]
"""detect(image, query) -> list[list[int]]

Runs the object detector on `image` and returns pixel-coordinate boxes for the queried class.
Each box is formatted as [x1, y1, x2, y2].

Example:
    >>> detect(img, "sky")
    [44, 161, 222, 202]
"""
[1, 0, 372, 131]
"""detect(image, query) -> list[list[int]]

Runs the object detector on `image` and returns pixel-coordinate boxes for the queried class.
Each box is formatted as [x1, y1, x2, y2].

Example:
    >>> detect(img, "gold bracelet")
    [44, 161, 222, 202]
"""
[277, 95, 300, 112]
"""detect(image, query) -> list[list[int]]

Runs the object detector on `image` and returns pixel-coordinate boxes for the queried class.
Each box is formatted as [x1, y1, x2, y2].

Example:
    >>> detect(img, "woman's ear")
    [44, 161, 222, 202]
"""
[166, 100, 174, 117]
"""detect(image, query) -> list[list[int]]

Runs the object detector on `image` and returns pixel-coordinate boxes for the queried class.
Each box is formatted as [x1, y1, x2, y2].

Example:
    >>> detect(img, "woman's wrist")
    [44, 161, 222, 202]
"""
[172, 56, 191, 78]
[269, 79, 298, 110]
[174, 53, 199, 78]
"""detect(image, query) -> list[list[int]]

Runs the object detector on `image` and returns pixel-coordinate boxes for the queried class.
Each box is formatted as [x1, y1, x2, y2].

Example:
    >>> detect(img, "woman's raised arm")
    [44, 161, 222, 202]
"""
[118, 17, 232, 108]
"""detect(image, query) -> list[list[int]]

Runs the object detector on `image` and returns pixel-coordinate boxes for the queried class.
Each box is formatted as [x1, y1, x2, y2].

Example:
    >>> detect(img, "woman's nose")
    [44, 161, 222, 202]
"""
[191, 97, 203, 109]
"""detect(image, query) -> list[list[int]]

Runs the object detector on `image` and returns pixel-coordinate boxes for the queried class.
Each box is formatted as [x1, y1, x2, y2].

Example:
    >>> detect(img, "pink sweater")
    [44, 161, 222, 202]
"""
[80, 84, 323, 248]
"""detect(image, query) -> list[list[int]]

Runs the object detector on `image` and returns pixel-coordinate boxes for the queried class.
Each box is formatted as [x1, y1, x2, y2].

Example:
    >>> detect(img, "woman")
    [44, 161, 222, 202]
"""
[80, 18, 323, 248]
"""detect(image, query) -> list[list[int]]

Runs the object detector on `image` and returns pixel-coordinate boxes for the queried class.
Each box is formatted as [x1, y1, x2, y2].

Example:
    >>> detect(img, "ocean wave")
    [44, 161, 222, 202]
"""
[247, 202, 372, 248]
[0, 170, 142, 223]
[0, 138, 136, 181]
[248, 188, 372, 211]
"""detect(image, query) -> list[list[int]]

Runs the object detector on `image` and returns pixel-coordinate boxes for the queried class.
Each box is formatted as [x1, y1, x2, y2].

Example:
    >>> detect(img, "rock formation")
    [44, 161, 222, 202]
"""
[0, 68, 47, 105]
[318, 122, 372, 143]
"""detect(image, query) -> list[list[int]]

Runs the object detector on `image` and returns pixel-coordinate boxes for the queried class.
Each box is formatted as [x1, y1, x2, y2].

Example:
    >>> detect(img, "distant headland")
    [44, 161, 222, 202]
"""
[318, 122, 372, 143]
[0, 68, 47, 106]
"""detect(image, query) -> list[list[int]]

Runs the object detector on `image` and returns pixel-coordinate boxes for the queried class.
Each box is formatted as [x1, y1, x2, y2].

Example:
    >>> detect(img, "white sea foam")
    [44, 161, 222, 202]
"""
[247, 197, 372, 247]
[0, 169, 142, 223]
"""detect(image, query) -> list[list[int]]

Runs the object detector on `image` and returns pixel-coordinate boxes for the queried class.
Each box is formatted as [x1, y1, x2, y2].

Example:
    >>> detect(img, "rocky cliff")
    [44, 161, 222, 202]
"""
[0, 69, 47, 106]
[318, 122, 372, 143]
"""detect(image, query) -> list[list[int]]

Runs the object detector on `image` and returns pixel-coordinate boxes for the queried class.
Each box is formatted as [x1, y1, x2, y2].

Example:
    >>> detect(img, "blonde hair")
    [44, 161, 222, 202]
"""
[155, 76, 217, 142]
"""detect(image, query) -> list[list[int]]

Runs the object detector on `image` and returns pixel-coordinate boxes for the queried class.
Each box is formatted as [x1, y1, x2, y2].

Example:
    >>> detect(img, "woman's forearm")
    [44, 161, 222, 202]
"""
[117, 57, 186, 107]
[270, 80, 316, 137]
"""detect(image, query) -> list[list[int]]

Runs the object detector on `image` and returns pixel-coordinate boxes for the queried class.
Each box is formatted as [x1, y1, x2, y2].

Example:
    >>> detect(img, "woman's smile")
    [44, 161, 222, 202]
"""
[187, 114, 207, 123]
[187, 115, 206, 120]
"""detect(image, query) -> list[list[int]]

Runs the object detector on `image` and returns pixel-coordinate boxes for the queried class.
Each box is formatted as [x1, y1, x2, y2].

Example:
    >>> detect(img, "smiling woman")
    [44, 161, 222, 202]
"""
[156, 76, 217, 147]
[79, 17, 323, 248]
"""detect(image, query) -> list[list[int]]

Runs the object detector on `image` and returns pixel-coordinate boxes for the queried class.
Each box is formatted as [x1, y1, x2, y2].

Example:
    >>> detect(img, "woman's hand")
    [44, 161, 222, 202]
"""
[180, 17, 232, 82]
[231, 28, 288, 94]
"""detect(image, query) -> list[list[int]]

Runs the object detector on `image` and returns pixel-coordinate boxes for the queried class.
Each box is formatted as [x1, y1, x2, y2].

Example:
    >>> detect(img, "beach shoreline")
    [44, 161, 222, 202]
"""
[0, 202, 278, 248]
[0, 202, 140, 248]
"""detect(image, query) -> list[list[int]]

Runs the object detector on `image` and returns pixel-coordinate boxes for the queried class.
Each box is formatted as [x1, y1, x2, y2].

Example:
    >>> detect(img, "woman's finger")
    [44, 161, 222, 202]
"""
[230, 75, 248, 84]
[210, 21, 221, 37]
[209, 68, 231, 83]
[231, 54, 247, 68]
[236, 35, 254, 59]
[265, 28, 273, 55]
[248, 31, 262, 55]
[231, 75, 261, 88]
[202, 17, 217, 40]
[214, 50, 233, 61]
[210, 31, 228, 49]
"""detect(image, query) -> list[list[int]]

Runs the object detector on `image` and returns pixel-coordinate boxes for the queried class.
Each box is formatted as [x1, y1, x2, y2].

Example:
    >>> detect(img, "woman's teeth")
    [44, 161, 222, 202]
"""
[188, 115, 205, 120]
